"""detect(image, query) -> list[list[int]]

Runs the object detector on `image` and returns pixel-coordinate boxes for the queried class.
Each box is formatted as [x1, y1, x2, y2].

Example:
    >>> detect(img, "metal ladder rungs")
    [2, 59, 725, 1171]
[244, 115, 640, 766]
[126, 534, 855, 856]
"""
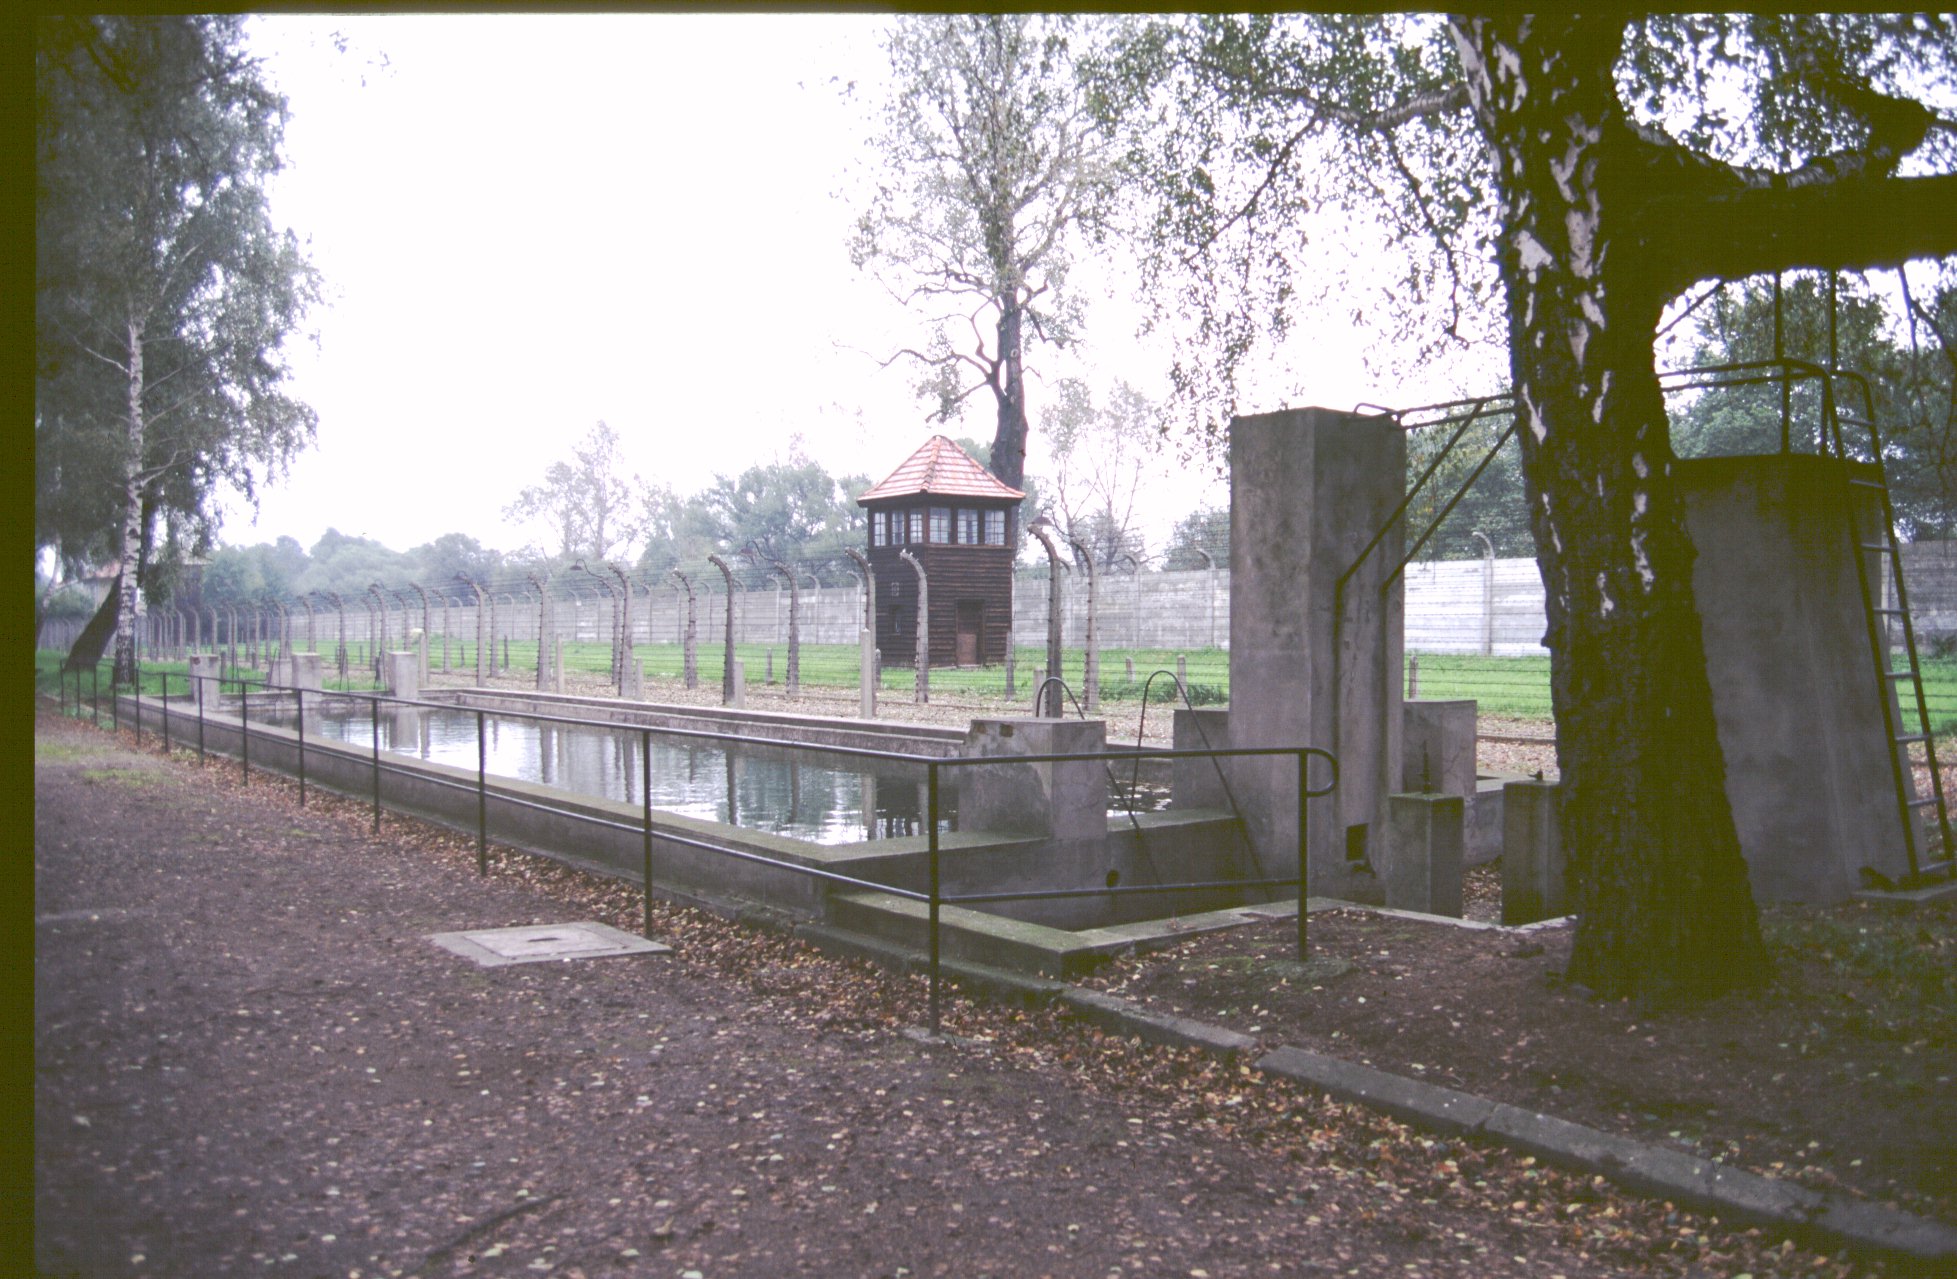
[1873, 607, 1905, 616]
[1859, 542, 1894, 553]
[1907, 795, 1942, 808]
[1896, 733, 1931, 746]
[1848, 477, 1887, 489]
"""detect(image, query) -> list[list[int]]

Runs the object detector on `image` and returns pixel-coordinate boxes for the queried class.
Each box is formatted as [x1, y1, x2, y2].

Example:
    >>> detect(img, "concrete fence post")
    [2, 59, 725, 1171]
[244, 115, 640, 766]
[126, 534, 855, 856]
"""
[898, 548, 928, 704]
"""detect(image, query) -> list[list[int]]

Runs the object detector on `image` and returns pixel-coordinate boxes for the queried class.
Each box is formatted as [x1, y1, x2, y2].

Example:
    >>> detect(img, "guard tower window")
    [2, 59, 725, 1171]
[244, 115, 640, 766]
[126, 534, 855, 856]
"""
[956, 508, 979, 545]
[983, 509, 1006, 546]
[929, 506, 951, 542]
[908, 509, 925, 544]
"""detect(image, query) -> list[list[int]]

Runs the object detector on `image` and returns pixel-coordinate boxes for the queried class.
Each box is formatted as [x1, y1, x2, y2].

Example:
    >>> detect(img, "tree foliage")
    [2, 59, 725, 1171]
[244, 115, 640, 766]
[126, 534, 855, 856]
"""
[1039, 377, 1162, 568]
[37, 15, 319, 679]
[852, 14, 1122, 490]
[504, 421, 649, 566]
[1672, 269, 1957, 538]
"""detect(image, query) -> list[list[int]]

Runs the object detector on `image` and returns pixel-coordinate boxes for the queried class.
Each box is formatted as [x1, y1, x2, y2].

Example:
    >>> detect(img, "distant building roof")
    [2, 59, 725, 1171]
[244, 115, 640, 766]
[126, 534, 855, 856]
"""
[857, 435, 1025, 505]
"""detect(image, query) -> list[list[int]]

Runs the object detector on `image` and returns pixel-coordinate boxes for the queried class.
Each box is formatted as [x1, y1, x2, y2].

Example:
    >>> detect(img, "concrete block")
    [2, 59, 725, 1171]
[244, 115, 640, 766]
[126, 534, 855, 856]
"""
[1402, 699, 1475, 796]
[384, 650, 419, 700]
[1502, 779, 1566, 925]
[1170, 707, 1232, 809]
[289, 651, 322, 691]
[1382, 792, 1463, 917]
[1680, 455, 1917, 901]
[1466, 775, 1506, 866]
[187, 653, 222, 707]
[729, 659, 744, 709]
[960, 718, 1107, 841]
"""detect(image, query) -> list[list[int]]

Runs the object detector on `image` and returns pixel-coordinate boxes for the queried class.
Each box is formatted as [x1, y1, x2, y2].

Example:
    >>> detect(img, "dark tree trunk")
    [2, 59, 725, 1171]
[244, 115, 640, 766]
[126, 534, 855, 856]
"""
[1454, 16, 1768, 1004]
[990, 298, 1029, 490]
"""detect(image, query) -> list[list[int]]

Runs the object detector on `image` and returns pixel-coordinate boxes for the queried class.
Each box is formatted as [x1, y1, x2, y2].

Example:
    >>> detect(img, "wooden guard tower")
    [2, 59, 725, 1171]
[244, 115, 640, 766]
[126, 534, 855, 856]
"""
[857, 436, 1022, 667]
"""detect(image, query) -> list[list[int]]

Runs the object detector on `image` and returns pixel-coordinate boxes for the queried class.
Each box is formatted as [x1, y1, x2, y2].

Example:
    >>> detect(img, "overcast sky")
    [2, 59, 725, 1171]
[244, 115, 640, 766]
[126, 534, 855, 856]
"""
[226, 13, 1427, 560]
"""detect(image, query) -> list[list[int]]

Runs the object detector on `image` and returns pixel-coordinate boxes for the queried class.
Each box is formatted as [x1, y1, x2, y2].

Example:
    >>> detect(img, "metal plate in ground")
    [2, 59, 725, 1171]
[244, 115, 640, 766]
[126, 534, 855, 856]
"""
[428, 921, 671, 968]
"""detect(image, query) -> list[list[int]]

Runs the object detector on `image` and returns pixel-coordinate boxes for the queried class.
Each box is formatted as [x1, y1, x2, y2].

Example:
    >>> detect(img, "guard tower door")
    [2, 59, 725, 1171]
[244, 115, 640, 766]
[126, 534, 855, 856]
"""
[955, 600, 983, 665]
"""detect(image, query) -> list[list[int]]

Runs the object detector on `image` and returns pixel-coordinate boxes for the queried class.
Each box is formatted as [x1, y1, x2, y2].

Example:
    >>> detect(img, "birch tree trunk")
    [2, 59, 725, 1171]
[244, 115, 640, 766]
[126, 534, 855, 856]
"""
[1453, 17, 1768, 1003]
[112, 316, 147, 687]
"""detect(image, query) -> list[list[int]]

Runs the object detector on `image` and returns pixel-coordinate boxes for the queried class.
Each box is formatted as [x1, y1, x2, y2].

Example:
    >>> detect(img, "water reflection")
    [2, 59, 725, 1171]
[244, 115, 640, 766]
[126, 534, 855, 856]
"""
[260, 702, 954, 845]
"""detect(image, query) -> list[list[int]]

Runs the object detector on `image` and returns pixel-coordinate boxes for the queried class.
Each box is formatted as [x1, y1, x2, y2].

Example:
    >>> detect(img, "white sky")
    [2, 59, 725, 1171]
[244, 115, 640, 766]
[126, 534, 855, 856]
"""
[223, 13, 1452, 561]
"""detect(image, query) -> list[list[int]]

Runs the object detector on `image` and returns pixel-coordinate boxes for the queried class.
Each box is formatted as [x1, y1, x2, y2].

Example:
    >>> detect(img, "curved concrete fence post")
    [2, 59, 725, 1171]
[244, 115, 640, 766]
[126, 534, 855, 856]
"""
[1025, 519, 1068, 718]
[1194, 548, 1217, 650]
[844, 547, 876, 631]
[368, 585, 390, 683]
[408, 583, 432, 683]
[707, 554, 737, 705]
[606, 564, 635, 697]
[455, 574, 487, 687]
[527, 572, 553, 691]
[769, 560, 801, 699]
[670, 569, 698, 689]
[1069, 536, 1100, 714]
[897, 548, 928, 705]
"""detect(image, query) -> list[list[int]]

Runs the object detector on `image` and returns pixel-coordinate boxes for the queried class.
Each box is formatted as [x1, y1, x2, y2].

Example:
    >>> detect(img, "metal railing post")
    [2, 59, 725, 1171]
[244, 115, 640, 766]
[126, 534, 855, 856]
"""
[476, 709, 488, 875]
[641, 726, 654, 938]
[196, 672, 206, 763]
[91, 664, 99, 727]
[239, 683, 250, 784]
[928, 761, 941, 1034]
[161, 672, 171, 754]
[371, 694, 382, 833]
[1297, 750, 1309, 960]
[131, 662, 140, 747]
[296, 685, 307, 807]
[110, 670, 117, 733]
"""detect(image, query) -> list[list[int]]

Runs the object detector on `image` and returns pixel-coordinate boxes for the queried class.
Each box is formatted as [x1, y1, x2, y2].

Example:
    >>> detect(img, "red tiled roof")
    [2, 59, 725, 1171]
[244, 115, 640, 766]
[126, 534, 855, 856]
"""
[857, 435, 1025, 504]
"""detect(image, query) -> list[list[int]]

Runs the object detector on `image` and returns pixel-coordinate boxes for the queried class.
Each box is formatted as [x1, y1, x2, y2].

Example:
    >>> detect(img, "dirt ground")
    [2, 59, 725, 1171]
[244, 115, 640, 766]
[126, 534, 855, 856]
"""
[32, 702, 1931, 1277]
[1080, 905, 1957, 1226]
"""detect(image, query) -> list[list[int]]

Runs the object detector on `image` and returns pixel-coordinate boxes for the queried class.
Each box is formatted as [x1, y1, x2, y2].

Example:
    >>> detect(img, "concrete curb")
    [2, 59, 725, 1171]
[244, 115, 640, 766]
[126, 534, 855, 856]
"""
[1255, 1046, 1957, 1267]
[790, 922, 1956, 1269]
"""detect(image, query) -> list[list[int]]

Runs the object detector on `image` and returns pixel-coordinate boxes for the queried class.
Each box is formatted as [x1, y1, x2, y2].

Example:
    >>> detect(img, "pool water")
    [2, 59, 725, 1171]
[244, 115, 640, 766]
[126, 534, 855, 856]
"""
[253, 702, 954, 845]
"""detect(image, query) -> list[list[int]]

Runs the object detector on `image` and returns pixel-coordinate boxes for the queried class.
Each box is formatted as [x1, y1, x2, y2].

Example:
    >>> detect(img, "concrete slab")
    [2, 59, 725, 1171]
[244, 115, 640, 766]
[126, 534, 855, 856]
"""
[427, 920, 671, 968]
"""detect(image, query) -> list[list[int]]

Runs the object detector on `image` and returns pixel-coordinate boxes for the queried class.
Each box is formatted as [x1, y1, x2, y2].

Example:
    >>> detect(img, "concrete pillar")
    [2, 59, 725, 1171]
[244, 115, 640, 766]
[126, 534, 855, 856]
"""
[729, 659, 745, 709]
[554, 639, 565, 694]
[1382, 792, 1463, 917]
[1680, 454, 1917, 901]
[187, 652, 222, 708]
[1402, 699, 1476, 796]
[1228, 407, 1405, 900]
[384, 651, 419, 700]
[1501, 779, 1566, 925]
[960, 718, 1107, 841]
[289, 652, 323, 692]
[1170, 708, 1233, 809]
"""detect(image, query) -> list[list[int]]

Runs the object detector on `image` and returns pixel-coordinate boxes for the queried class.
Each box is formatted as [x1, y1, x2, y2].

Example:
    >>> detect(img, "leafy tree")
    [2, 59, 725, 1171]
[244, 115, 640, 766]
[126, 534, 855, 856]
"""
[852, 14, 1122, 490]
[504, 421, 648, 565]
[685, 451, 868, 580]
[1112, 14, 1957, 1003]
[37, 15, 319, 681]
[292, 529, 411, 600]
[1672, 270, 1957, 538]
[1040, 377, 1162, 568]
[408, 532, 504, 590]
[1161, 506, 1229, 571]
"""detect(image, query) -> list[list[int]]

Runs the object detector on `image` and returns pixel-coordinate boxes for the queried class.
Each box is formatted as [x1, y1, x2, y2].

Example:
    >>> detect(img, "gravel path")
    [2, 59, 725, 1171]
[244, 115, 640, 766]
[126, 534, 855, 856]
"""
[37, 706, 1822, 1278]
